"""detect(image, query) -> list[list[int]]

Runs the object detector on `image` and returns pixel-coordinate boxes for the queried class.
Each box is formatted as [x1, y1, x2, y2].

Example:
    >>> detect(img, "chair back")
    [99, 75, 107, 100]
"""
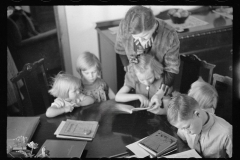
[10, 58, 51, 116]
[173, 54, 216, 93]
[212, 73, 232, 124]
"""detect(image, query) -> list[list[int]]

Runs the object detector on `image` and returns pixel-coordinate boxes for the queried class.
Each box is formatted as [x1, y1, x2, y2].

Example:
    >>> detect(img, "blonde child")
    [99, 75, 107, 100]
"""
[46, 73, 95, 117]
[115, 54, 169, 109]
[167, 94, 232, 158]
[76, 51, 115, 102]
[188, 77, 218, 114]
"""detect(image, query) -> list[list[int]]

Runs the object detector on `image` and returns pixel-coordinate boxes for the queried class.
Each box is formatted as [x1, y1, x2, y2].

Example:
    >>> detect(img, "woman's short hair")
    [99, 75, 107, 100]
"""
[124, 6, 156, 35]
[49, 72, 81, 99]
[188, 80, 218, 111]
[129, 54, 163, 80]
[167, 94, 199, 126]
[76, 51, 101, 78]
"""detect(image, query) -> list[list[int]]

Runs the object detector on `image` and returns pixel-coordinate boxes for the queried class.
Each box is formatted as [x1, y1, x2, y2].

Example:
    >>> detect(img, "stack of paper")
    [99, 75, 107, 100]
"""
[138, 130, 177, 157]
[54, 119, 99, 141]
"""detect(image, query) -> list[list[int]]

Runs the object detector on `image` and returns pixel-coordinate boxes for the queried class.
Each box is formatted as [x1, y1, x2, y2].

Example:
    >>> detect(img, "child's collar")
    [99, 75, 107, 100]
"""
[203, 111, 210, 126]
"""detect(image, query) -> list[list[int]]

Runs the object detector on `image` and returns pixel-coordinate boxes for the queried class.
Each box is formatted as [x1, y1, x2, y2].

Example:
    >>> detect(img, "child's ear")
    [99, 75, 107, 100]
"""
[194, 110, 200, 117]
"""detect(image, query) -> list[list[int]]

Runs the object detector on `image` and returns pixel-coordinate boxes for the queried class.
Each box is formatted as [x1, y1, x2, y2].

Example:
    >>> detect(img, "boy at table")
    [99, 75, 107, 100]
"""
[166, 94, 232, 158]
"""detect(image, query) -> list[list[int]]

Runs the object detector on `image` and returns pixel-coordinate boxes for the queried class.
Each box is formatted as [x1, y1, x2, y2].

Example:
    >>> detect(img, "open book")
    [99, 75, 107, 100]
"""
[54, 119, 99, 141]
[114, 103, 150, 114]
[163, 149, 201, 158]
[138, 130, 177, 157]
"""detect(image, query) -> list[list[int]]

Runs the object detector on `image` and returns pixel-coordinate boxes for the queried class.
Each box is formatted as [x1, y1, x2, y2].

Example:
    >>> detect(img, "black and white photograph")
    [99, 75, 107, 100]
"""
[7, 4, 236, 158]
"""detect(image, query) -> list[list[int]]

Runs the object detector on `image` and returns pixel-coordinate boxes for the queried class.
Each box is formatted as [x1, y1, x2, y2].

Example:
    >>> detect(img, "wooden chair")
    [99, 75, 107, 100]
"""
[10, 58, 52, 116]
[212, 73, 232, 124]
[173, 54, 216, 94]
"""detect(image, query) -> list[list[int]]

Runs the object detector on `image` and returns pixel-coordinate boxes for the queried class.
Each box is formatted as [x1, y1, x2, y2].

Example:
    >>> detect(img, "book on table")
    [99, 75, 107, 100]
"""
[115, 103, 150, 114]
[54, 119, 99, 141]
[138, 129, 178, 157]
[163, 149, 201, 158]
[7, 116, 40, 151]
[36, 139, 87, 158]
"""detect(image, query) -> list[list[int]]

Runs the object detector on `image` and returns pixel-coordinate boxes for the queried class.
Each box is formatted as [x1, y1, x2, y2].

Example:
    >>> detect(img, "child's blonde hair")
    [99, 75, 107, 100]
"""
[76, 51, 101, 78]
[167, 94, 199, 126]
[188, 78, 218, 112]
[49, 72, 81, 99]
[129, 53, 163, 80]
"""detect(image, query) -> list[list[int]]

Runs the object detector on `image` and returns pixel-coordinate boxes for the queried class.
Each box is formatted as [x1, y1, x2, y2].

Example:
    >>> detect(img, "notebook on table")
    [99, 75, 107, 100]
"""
[54, 119, 99, 141]
[114, 103, 151, 114]
[36, 139, 87, 158]
[7, 116, 40, 150]
[163, 149, 201, 158]
[138, 129, 178, 157]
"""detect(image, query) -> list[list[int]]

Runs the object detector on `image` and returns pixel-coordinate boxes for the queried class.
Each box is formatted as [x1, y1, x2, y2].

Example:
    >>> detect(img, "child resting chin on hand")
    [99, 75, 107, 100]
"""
[46, 72, 94, 118]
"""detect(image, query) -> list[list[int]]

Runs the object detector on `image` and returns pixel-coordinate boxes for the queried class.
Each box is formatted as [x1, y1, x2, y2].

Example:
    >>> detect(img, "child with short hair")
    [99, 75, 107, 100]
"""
[76, 51, 115, 102]
[115, 54, 169, 109]
[46, 73, 95, 117]
[188, 77, 218, 114]
[167, 94, 232, 158]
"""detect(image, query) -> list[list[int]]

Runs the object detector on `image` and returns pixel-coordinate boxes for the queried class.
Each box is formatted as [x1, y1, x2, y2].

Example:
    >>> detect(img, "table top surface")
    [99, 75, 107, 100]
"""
[29, 100, 190, 158]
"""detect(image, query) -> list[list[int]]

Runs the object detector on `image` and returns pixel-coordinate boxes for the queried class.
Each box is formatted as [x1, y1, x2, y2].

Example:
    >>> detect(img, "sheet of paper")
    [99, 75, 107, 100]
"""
[165, 16, 208, 32]
[126, 138, 150, 158]
[164, 149, 201, 158]
[131, 107, 150, 112]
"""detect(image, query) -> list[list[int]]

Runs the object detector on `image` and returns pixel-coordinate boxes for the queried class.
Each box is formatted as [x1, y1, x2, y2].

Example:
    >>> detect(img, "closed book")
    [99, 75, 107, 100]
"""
[7, 116, 40, 150]
[36, 139, 87, 158]
[55, 120, 99, 141]
[138, 130, 177, 157]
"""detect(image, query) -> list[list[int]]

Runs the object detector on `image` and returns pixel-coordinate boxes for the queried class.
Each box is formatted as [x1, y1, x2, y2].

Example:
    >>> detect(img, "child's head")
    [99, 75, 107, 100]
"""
[129, 54, 163, 86]
[49, 72, 81, 100]
[188, 77, 218, 114]
[76, 51, 101, 84]
[167, 94, 203, 135]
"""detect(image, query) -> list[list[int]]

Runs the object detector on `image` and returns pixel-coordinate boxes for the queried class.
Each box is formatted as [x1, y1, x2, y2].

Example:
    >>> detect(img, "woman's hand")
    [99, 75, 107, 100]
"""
[148, 84, 169, 113]
[138, 94, 149, 108]
[147, 96, 170, 115]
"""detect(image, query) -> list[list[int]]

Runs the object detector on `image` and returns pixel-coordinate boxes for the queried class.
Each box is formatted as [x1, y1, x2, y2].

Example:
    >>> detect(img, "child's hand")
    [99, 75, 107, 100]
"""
[64, 104, 74, 113]
[138, 94, 149, 108]
[72, 98, 81, 107]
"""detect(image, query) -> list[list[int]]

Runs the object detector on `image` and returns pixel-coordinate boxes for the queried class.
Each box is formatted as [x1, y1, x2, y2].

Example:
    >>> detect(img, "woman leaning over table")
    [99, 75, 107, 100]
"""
[114, 6, 180, 113]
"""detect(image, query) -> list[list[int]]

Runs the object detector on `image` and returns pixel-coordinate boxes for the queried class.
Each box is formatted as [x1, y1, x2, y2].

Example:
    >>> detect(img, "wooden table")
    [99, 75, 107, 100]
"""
[28, 100, 189, 158]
